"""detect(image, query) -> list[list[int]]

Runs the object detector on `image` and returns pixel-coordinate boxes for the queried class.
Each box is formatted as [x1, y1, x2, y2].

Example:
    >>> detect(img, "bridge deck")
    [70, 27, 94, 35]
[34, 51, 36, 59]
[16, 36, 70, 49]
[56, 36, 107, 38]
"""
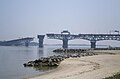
[0, 37, 34, 46]
[46, 33, 120, 48]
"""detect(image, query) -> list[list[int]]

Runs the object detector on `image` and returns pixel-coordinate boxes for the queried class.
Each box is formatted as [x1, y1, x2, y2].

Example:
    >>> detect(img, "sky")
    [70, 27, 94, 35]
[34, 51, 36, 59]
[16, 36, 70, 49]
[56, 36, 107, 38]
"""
[0, 0, 120, 46]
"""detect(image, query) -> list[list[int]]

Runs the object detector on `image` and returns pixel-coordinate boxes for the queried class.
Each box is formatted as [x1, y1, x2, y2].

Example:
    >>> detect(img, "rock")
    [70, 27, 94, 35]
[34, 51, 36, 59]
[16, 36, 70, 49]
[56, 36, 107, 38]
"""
[23, 49, 98, 71]
[53, 48, 89, 53]
[23, 55, 64, 67]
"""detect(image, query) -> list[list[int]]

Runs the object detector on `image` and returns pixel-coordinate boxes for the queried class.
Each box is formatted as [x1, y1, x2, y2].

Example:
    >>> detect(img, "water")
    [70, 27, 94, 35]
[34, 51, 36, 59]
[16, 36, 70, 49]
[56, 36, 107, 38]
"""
[0, 46, 54, 79]
[0, 45, 106, 79]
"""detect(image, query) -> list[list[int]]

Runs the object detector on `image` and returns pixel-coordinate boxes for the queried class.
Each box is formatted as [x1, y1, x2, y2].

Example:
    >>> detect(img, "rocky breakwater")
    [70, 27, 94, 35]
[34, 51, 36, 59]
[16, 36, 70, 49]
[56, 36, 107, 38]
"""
[23, 49, 98, 71]
[53, 48, 89, 53]
[23, 55, 64, 67]
[53, 48, 98, 58]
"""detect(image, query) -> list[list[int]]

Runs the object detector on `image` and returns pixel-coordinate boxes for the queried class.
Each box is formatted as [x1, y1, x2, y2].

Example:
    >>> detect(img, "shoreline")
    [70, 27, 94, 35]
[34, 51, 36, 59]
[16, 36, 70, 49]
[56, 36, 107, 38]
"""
[25, 50, 120, 79]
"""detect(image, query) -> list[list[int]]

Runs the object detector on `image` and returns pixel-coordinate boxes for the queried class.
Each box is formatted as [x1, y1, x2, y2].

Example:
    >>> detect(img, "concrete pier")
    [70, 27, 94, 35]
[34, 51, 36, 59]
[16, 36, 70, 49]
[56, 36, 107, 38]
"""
[62, 38, 68, 48]
[37, 35, 45, 48]
[25, 41, 29, 47]
[90, 41, 96, 49]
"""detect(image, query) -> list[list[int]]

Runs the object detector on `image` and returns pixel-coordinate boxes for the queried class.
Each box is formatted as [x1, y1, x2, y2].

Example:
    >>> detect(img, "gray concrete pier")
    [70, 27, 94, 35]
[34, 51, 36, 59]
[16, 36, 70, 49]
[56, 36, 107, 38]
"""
[37, 35, 45, 48]
[62, 38, 68, 48]
[25, 41, 29, 47]
[90, 41, 96, 48]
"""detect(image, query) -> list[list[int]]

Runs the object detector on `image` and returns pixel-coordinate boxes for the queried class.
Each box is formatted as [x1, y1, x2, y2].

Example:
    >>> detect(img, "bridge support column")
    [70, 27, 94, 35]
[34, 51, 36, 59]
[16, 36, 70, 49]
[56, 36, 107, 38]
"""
[25, 41, 30, 47]
[37, 35, 45, 48]
[90, 41, 96, 49]
[62, 39, 68, 48]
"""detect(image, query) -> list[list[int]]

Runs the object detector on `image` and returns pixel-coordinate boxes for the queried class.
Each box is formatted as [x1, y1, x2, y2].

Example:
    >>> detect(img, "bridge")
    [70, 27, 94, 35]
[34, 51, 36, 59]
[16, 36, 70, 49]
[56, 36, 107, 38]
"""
[46, 30, 120, 48]
[0, 37, 34, 47]
[0, 31, 119, 48]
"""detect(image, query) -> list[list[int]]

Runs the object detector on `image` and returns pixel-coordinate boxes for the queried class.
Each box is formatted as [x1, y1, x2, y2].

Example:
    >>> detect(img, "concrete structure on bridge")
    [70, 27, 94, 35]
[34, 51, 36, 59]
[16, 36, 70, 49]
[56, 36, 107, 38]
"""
[0, 37, 34, 47]
[46, 30, 120, 48]
[37, 35, 45, 48]
[38, 31, 72, 48]
[46, 30, 78, 48]
[77, 34, 120, 48]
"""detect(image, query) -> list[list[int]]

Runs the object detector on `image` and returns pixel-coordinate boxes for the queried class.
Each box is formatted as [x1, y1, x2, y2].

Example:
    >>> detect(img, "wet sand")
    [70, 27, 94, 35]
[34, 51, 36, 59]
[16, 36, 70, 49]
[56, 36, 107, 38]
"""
[26, 50, 120, 79]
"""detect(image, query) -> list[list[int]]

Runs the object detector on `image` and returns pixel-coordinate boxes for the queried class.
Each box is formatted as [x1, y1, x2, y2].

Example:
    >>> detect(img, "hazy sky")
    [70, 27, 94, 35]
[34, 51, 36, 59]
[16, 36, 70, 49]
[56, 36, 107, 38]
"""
[0, 0, 120, 46]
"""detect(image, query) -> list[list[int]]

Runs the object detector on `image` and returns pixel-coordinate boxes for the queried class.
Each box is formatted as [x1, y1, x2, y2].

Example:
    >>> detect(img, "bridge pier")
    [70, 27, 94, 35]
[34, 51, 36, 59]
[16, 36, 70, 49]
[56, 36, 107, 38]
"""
[25, 41, 29, 47]
[62, 39, 68, 48]
[37, 35, 45, 48]
[90, 41, 96, 49]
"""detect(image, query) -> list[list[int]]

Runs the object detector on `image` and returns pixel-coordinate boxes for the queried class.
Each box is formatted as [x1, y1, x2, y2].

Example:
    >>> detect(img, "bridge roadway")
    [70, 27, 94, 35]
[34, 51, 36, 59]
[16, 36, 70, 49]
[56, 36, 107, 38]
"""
[46, 30, 120, 48]
[0, 37, 34, 47]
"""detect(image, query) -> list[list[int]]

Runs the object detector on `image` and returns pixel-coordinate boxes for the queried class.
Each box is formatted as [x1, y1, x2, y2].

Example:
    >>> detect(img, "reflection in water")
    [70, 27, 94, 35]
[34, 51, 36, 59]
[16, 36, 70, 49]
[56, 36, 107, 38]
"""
[25, 48, 58, 72]
[37, 48, 44, 58]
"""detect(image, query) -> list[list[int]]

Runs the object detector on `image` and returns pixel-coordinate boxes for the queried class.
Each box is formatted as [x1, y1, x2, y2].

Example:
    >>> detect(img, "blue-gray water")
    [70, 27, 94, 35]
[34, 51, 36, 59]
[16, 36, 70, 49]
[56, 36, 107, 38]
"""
[0, 45, 107, 79]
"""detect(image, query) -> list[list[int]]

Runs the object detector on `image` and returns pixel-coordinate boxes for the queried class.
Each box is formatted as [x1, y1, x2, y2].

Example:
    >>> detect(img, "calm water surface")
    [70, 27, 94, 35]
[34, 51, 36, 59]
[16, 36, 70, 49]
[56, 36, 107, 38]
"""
[0, 46, 61, 79]
[0, 45, 103, 79]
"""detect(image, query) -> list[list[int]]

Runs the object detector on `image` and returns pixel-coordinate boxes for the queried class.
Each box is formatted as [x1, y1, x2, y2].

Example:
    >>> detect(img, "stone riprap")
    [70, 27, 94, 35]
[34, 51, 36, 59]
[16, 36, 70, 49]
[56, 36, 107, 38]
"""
[23, 49, 98, 70]
[23, 55, 64, 67]
[53, 48, 89, 53]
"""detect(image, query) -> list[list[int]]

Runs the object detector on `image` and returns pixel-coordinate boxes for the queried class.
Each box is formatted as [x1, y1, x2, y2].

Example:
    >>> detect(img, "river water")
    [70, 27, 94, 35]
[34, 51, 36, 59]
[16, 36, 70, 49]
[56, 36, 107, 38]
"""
[0, 45, 105, 79]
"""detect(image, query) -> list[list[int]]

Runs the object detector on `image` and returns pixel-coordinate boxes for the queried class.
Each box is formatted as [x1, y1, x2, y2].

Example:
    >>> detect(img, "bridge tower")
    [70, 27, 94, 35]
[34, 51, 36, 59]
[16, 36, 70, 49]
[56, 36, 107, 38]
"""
[37, 35, 45, 48]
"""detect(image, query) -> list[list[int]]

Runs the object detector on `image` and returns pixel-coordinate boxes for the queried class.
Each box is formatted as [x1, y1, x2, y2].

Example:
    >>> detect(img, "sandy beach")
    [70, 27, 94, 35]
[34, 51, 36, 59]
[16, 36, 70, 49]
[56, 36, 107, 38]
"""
[27, 50, 120, 79]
